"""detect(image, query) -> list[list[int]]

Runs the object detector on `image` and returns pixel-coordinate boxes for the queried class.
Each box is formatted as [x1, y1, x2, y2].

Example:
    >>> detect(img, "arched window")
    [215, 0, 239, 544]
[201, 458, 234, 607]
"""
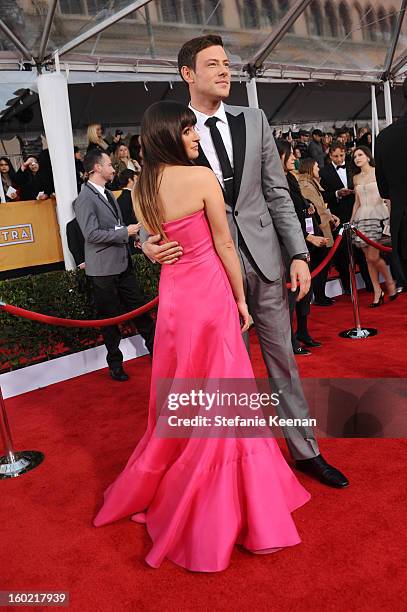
[59, 0, 83, 14]
[338, 2, 352, 39]
[278, 0, 289, 18]
[388, 7, 398, 34]
[86, 0, 106, 14]
[261, 0, 276, 27]
[377, 6, 390, 41]
[205, 0, 223, 26]
[160, 0, 179, 22]
[365, 4, 378, 41]
[306, 1, 323, 37]
[325, 1, 338, 37]
[183, 0, 202, 24]
[354, 2, 367, 40]
[243, 1, 260, 29]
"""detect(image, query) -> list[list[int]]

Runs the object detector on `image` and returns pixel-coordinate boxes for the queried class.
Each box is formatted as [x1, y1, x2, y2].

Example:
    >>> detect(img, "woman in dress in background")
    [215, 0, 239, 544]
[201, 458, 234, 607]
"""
[350, 146, 396, 307]
[297, 157, 340, 306]
[276, 140, 327, 355]
[111, 144, 141, 188]
[93, 101, 310, 572]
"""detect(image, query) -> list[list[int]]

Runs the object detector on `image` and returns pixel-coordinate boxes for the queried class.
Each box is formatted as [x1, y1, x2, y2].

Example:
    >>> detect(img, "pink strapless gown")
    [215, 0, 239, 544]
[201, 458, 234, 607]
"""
[93, 209, 310, 572]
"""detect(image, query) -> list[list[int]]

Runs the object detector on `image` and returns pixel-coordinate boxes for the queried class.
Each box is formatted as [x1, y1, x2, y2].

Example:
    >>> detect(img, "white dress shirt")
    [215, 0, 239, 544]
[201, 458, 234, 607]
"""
[189, 102, 234, 189]
[88, 180, 107, 198]
[334, 165, 348, 189]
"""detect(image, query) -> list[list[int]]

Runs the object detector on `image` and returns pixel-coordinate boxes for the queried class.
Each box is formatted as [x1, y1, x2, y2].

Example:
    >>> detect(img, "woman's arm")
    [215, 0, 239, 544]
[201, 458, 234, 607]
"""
[200, 168, 249, 330]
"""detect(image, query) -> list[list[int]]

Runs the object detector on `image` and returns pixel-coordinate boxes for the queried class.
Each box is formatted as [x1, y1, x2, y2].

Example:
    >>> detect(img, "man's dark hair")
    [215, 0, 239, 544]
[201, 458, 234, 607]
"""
[178, 34, 224, 80]
[312, 129, 323, 137]
[83, 149, 107, 174]
[119, 168, 137, 188]
[329, 141, 346, 153]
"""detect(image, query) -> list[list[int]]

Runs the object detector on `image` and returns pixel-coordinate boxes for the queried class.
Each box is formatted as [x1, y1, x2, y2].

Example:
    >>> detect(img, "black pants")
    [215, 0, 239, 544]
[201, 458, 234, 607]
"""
[91, 263, 155, 369]
[310, 246, 329, 302]
[286, 268, 312, 349]
[333, 237, 373, 292]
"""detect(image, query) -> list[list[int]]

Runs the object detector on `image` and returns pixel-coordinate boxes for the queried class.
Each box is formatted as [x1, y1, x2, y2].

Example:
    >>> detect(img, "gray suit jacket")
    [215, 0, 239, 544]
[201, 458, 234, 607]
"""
[217, 104, 307, 281]
[74, 182, 129, 276]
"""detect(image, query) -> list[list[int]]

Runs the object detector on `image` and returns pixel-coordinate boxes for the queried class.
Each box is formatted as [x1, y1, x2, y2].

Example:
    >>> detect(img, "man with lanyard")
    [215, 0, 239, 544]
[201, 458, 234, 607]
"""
[74, 149, 155, 381]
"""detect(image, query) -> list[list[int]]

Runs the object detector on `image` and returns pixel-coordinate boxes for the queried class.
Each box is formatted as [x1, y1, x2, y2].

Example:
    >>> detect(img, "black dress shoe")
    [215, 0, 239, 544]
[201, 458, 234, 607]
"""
[293, 346, 311, 356]
[296, 336, 322, 348]
[109, 367, 129, 382]
[295, 454, 349, 488]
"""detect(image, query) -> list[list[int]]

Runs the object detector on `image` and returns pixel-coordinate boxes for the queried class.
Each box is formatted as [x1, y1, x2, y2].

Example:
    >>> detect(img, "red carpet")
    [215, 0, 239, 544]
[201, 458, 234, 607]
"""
[1, 290, 406, 611]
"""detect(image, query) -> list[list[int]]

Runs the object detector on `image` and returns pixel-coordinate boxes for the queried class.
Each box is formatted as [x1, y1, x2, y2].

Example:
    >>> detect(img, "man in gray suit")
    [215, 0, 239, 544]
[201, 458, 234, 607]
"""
[142, 35, 348, 487]
[74, 150, 155, 381]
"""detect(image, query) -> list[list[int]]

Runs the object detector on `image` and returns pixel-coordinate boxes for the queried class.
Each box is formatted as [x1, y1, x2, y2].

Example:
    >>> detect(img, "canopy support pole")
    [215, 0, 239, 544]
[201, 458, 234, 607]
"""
[37, 72, 77, 270]
[383, 80, 393, 126]
[246, 77, 259, 108]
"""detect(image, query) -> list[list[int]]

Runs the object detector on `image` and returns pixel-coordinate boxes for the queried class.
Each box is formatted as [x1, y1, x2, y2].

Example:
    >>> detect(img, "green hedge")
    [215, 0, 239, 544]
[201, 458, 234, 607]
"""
[0, 255, 160, 373]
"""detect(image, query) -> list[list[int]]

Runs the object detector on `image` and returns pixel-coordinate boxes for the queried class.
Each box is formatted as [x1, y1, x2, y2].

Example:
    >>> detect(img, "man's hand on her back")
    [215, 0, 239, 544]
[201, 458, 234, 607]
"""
[142, 234, 183, 264]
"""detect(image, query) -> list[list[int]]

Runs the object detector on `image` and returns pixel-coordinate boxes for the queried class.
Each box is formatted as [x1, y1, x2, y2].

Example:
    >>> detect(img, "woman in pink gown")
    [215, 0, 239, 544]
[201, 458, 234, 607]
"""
[93, 101, 310, 572]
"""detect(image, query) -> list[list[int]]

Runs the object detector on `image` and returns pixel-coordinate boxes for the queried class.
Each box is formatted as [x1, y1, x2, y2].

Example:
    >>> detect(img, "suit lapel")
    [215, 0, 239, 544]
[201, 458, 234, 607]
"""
[328, 163, 345, 189]
[86, 183, 120, 222]
[226, 111, 246, 205]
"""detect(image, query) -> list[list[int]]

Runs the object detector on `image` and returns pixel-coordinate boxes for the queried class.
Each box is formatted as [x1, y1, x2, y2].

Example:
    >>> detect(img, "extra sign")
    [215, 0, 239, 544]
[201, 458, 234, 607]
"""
[0, 224, 34, 246]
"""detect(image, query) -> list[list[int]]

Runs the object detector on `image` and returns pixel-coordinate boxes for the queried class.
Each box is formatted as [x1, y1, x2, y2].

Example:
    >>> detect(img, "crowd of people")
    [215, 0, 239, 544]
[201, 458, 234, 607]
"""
[273, 126, 403, 354]
[0, 124, 142, 203]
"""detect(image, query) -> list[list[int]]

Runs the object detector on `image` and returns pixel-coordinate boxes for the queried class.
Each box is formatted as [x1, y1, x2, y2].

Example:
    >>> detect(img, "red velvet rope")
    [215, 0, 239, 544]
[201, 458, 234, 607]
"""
[0, 234, 344, 327]
[0, 297, 159, 328]
[352, 228, 393, 253]
[286, 232, 343, 290]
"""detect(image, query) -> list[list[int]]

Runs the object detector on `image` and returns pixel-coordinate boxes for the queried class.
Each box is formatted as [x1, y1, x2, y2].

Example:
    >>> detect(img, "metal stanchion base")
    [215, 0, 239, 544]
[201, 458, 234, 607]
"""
[339, 328, 378, 339]
[0, 450, 44, 479]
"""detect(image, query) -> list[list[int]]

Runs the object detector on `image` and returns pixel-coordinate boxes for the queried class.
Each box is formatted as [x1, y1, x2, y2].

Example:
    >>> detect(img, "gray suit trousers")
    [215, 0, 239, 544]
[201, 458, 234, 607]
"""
[239, 244, 320, 461]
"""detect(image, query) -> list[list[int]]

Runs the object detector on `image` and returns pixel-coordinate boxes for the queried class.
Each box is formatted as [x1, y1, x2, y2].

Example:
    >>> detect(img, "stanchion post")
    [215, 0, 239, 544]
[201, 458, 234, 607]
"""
[339, 223, 378, 339]
[0, 385, 44, 479]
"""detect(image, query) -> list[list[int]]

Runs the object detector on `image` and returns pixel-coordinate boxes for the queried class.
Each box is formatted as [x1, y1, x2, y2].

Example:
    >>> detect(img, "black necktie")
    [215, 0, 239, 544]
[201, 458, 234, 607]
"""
[205, 116, 234, 205]
[336, 165, 346, 170]
[104, 189, 119, 221]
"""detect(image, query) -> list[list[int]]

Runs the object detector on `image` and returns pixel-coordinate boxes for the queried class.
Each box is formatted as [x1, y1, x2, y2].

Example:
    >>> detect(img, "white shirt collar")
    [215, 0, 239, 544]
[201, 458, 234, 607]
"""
[189, 101, 228, 127]
[88, 180, 106, 197]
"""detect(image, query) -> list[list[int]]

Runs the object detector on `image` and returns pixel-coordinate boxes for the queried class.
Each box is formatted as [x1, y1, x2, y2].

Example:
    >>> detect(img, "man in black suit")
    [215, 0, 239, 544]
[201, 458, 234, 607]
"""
[375, 79, 407, 282]
[117, 169, 141, 255]
[319, 142, 372, 293]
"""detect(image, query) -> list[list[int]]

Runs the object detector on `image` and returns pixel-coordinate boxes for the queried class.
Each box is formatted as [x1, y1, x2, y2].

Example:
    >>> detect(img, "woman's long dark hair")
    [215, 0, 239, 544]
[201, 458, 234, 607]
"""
[0, 156, 17, 181]
[133, 101, 197, 238]
[351, 145, 375, 176]
[275, 139, 292, 170]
